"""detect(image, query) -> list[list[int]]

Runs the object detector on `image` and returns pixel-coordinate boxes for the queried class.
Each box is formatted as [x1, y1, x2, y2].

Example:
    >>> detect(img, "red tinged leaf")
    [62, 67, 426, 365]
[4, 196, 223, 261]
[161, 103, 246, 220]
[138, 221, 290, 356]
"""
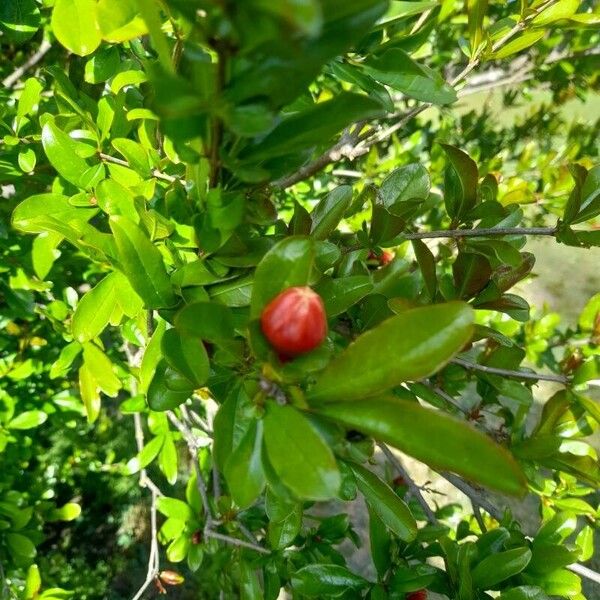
[261, 286, 327, 357]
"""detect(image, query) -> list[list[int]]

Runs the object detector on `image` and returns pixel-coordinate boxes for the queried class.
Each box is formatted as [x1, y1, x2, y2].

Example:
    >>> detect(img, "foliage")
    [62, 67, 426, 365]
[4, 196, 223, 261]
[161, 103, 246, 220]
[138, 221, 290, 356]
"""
[1, 0, 599, 598]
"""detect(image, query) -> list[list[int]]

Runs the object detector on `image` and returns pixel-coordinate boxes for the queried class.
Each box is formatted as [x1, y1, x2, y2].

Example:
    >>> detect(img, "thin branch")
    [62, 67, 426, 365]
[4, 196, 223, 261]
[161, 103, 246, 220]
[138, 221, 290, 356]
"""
[273, 0, 559, 189]
[131, 487, 160, 600]
[472, 504, 487, 533]
[452, 357, 570, 384]
[98, 152, 179, 183]
[2, 40, 52, 89]
[378, 443, 437, 524]
[402, 226, 557, 240]
[567, 563, 600, 585]
[204, 530, 270, 554]
[439, 472, 504, 521]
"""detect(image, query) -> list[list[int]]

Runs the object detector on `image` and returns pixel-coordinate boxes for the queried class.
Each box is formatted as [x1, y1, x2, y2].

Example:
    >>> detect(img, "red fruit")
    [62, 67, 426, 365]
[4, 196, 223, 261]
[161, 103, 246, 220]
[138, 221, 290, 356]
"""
[261, 286, 327, 357]
[381, 250, 394, 265]
[406, 590, 427, 600]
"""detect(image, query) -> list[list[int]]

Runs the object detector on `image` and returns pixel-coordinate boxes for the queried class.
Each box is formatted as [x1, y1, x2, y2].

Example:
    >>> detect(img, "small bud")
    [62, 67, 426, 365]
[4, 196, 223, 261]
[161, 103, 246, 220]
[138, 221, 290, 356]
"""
[159, 570, 185, 586]
[192, 530, 202, 545]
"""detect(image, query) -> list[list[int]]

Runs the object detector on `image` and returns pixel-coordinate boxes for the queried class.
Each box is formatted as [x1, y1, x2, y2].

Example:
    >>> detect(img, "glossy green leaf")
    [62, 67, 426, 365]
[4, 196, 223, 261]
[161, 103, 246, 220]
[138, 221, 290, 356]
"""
[349, 463, 417, 541]
[310, 186, 353, 240]
[250, 237, 315, 318]
[97, 0, 148, 42]
[18, 148, 36, 173]
[72, 273, 119, 342]
[412, 239, 437, 299]
[316, 276, 373, 317]
[174, 302, 235, 343]
[467, 0, 489, 54]
[6, 532, 36, 559]
[241, 93, 383, 160]
[532, 0, 579, 25]
[499, 587, 550, 600]
[159, 433, 178, 485]
[442, 144, 479, 220]
[110, 216, 176, 309]
[42, 121, 105, 189]
[317, 396, 526, 495]
[47, 503, 82, 522]
[309, 302, 474, 403]
[472, 547, 532, 588]
[147, 360, 192, 411]
[491, 30, 545, 59]
[362, 49, 457, 104]
[291, 564, 369, 597]
[380, 163, 431, 210]
[263, 403, 340, 501]
[571, 165, 600, 224]
[161, 328, 209, 388]
[8, 410, 48, 430]
[51, 0, 101, 56]
[265, 488, 302, 549]
[224, 420, 265, 508]
[0, 0, 40, 43]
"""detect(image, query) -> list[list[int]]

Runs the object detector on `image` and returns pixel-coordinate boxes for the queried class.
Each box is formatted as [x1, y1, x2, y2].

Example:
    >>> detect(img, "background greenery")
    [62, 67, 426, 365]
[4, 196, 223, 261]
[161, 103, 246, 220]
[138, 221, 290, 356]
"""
[1, 0, 599, 598]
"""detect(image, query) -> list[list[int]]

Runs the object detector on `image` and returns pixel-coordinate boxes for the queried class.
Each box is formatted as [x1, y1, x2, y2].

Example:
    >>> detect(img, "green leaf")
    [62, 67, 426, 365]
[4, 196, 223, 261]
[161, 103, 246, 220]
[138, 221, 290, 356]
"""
[362, 49, 457, 105]
[41, 121, 105, 189]
[499, 587, 550, 600]
[24, 564, 41, 600]
[250, 0, 322, 36]
[111, 138, 151, 177]
[147, 360, 192, 412]
[412, 239, 437, 299]
[263, 404, 340, 501]
[527, 543, 580, 576]
[241, 93, 383, 161]
[309, 302, 474, 403]
[6, 532, 36, 559]
[161, 328, 209, 388]
[159, 432, 178, 485]
[467, 0, 489, 54]
[129, 434, 164, 473]
[291, 564, 369, 597]
[454, 252, 492, 299]
[16, 78, 42, 127]
[51, 0, 101, 56]
[174, 302, 235, 343]
[8, 410, 48, 430]
[18, 148, 36, 173]
[97, 0, 148, 42]
[110, 216, 176, 309]
[315, 276, 373, 317]
[349, 463, 417, 541]
[472, 548, 532, 588]
[491, 30, 545, 59]
[12, 194, 97, 234]
[532, 0, 579, 25]
[317, 397, 526, 496]
[166, 534, 190, 563]
[380, 163, 431, 211]
[310, 186, 353, 240]
[265, 488, 302, 549]
[0, 0, 40, 44]
[441, 144, 479, 220]
[156, 496, 194, 521]
[50, 341, 82, 379]
[250, 237, 315, 318]
[571, 165, 600, 224]
[47, 503, 82, 522]
[224, 420, 266, 509]
[575, 526, 594, 561]
[72, 273, 120, 342]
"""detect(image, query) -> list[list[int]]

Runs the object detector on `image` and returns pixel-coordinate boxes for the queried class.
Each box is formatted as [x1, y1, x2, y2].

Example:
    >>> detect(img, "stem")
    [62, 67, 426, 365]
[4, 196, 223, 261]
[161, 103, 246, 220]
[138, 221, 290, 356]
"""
[439, 472, 504, 521]
[452, 357, 570, 384]
[99, 152, 178, 183]
[2, 40, 52, 89]
[204, 530, 270, 555]
[209, 48, 227, 188]
[402, 226, 557, 240]
[378, 443, 437, 524]
[567, 563, 600, 585]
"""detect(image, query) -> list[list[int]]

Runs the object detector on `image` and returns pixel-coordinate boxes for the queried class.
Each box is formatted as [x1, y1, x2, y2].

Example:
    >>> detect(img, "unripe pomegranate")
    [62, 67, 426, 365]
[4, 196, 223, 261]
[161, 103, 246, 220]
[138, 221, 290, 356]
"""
[406, 590, 427, 600]
[159, 570, 184, 585]
[260, 286, 327, 358]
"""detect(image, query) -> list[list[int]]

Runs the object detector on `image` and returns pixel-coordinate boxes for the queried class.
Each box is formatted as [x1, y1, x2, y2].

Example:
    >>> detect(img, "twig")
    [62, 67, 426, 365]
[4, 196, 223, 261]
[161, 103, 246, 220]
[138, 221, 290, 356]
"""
[439, 472, 504, 521]
[402, 226, 557, 240]
[273, 0, 559, 189]
[98, 152, 179, 183]
[131, 487, 160, 600]
[2, 40, 52, 89]
[205, 530, 270, 554]
[452, 357, 570, 384]
[378, 443, 437, 524]
[567, 563, 600, 585]
[472, 504, 487, 533]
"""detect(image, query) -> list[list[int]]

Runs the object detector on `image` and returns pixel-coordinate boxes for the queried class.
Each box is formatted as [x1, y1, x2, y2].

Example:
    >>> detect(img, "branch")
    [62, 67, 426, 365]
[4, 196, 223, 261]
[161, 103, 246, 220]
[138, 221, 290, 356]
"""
[273, 0, 559, 189]
[402, 226, 557, 240]
[204, 530, 270, 555]
[131, 486, 159, 600]
[567, 563, 600, 585]
[98, 152, 179, 184]
[452, 357, 570, 385]
[2, 40, 52, 89]
[439, 472, 504, 521]
[378, 443, 437, 524]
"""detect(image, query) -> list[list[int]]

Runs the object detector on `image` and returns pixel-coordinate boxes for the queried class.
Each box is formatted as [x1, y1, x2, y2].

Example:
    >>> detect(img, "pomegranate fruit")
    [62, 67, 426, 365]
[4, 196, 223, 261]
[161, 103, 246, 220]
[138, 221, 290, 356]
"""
[260, 286, 327, 357]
